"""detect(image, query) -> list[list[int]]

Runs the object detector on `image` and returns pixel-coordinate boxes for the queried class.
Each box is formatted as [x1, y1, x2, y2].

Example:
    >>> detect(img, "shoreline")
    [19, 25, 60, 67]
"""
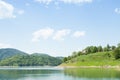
[0, 65, 120, 70]
[57, 65, 120, 69]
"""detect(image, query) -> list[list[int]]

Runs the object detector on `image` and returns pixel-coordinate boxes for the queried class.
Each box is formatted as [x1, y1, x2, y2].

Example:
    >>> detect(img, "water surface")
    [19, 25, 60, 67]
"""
[0, 67, 120, 80]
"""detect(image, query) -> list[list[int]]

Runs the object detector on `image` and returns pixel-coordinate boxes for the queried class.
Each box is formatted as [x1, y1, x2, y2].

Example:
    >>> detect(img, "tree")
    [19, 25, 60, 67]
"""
[103, 44, 111, 52]
[84, 46, 98, 54]
[113, 47, 120, 59]
[107, 44, 111, 51]
[97, 46, 103, 52]
[84, 46, 91, 54]
[68, 56, 71, 60]
[77, 51, 82, 56]
[63, 57, 68, 62]
[103, 47, 108, 52]
[72, 51, 77, 58]
[90, 46, 98, 53]
[93, 46, 98, 53]
[111, 46, 116, 51]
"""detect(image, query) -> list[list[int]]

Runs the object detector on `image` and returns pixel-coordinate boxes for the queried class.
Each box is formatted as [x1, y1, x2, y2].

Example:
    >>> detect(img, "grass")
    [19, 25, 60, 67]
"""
[61, 51, 120, 66]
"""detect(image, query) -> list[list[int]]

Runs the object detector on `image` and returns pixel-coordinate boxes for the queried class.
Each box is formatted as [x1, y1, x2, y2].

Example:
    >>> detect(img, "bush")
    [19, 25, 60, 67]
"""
[63, 57, 68, 62]
[113, 48, 120, 59]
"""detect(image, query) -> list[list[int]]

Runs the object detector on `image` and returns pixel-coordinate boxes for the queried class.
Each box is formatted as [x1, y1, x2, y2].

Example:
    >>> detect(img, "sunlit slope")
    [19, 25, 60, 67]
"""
[62, 52, 120, 66]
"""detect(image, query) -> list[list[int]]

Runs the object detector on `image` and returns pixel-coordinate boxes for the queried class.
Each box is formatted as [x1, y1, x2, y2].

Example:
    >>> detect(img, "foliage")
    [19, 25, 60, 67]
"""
[63, 57, 68, 62]
[61, 51, 120, 66]
[0, 54, 62, 66]
[0, 49, 63, 66]
[113, 47, 120, 59]
[63, 43, 120, 66]
[97, 46, 103, 52]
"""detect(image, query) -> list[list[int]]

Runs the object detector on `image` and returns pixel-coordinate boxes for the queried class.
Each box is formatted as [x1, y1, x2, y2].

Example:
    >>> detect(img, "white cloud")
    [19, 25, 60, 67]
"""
[0, 0, 16, 19]
[32, 28, 86, 42]
[53, 29, 71, 41]
[32, 28, 54, 42]
[73, 31, 85, 38]
[60, 0, 93, 4]
[17, 10, 24, 15]
[115, 8, 120, 14]
[35, 0, 53, 5]
[0, 43, 13, 48]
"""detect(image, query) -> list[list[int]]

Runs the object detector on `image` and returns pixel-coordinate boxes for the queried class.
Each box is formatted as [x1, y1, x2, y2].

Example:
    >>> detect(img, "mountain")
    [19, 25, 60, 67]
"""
[0, 48, 28, 60]
[0, 53, 63, 66]
[0, 48, 63, 66]
[31, 53, 63, 66]
[31, 53, 50, 56]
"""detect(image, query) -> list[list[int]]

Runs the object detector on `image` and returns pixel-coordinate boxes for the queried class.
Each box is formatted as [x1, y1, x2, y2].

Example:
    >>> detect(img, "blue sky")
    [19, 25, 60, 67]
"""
[0, 0, 120, 56]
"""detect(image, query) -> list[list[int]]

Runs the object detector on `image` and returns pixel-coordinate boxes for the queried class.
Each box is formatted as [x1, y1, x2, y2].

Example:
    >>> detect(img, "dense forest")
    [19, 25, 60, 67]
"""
[63, 43, 120, 66]
[0, 48, 63, 66]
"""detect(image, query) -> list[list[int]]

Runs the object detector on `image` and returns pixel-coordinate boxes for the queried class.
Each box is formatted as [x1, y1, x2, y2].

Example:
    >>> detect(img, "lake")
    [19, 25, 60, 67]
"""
[0, 67, 120, 80]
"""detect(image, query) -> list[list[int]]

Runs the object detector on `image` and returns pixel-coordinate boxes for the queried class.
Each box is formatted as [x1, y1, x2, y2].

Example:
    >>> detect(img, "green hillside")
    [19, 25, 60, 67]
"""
[62, 44, 120, 66]
[62, 52, 120, 66]
[0, 48, 63, 66]
[0, 54, 62, 66]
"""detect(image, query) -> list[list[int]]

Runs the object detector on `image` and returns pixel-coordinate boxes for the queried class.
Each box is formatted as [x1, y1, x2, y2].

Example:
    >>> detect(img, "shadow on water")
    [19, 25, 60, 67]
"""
[64, 68, 120, 79]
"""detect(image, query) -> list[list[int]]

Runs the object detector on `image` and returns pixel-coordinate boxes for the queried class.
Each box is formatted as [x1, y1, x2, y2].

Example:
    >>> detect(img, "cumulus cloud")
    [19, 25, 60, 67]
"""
[115, 8, 120, 14]
[53, 29, 71, 41]
[32, 28, 86, 42]
[73, 31, 85, 38]
[0, 43, 13, 48]
[32, 28, 54, 42]
[0, 0, 16, 19]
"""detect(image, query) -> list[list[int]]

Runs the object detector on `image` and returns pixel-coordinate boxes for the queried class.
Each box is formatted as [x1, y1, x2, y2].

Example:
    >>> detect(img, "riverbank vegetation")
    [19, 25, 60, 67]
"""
[62, 43, 120, 66]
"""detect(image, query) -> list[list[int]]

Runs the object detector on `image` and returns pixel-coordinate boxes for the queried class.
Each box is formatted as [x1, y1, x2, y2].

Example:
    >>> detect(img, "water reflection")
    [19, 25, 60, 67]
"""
[0, 68, 62, 80]
[64, 68, 120, 79]
[0, 67, 120, 80]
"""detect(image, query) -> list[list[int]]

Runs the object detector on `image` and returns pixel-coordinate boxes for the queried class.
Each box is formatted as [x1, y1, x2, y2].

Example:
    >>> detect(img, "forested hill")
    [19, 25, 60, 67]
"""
[0, 48, 63, 66]
[62, 43, 120, 66]
[0, 48, 27, 60]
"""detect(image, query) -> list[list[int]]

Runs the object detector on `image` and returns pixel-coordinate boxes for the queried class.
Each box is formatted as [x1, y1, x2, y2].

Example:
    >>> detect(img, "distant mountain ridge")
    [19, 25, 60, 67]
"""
[0, 48, 63, 66]
[0, 48, 27, 60]
[31, 53, 50, 56]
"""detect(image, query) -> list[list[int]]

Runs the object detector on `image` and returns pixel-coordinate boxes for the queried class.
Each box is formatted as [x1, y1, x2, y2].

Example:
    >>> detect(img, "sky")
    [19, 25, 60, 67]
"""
[0, 0, 120, 57]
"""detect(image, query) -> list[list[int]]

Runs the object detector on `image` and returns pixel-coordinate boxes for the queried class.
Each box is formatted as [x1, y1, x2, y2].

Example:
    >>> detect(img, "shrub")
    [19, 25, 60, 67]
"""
[113, 48, 120, 59]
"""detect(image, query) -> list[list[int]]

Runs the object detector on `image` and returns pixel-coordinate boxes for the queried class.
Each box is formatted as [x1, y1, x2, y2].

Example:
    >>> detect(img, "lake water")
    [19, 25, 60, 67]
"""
[0, 67, 120, 80]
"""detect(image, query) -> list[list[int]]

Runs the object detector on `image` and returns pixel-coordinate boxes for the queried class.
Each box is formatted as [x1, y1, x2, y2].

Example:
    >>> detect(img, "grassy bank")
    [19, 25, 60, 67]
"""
[61, 52, 120, 67]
